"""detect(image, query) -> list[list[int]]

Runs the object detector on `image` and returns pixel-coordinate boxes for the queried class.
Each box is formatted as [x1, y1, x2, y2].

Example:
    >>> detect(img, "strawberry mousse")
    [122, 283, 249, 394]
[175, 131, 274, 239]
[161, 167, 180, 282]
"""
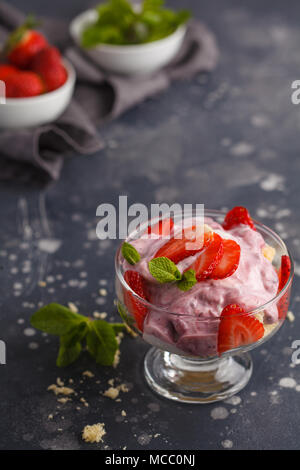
[120, 207, 290, 357]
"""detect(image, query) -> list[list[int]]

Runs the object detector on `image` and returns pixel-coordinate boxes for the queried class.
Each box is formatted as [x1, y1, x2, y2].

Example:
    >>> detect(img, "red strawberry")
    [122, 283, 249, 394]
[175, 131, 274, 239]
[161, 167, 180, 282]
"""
[147, 217, 174, 237]
[218, 304, 264, 355]
[5, 17, 48, 68]
[123, 270, 148, 332]
[4, 70, 44, 98]
[154, 226, 213, 264]
[186, 232, 224, 281]
[278, 255, 291, 292]
[30, 46, 67, 92]
[210, 239, 241, 279]
[277, 255, 292, 320]
[0, 64, 18, 81]
[223, 206, 256, 231]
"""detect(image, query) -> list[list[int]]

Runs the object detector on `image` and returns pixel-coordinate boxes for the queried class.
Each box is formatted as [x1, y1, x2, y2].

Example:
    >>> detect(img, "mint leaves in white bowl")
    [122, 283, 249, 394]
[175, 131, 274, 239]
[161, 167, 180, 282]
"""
[70, 1, 191, 76]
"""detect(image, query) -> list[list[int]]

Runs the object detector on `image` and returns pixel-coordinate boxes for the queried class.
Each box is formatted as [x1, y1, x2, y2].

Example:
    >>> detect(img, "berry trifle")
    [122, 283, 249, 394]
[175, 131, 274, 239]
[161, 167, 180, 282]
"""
[115, 207, 293, 403]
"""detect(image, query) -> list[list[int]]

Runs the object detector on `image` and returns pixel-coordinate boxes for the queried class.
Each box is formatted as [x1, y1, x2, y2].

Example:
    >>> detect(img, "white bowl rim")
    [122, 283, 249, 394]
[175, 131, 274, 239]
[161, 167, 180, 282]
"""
[3, 58, 76, 106]
[70, 8, 187, 54]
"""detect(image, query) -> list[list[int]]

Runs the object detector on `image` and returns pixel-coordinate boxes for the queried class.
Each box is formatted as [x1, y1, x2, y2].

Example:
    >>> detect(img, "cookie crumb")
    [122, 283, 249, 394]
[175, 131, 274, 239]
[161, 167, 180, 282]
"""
[82, 423, 106, 443]
[103, 387, 119, 400]
[68, 302, 78, 313]
[121, 410, 126, 417]
[48, 384, 74, 396]
[82, 370, 95, 378]
[287, 311, 295, 323]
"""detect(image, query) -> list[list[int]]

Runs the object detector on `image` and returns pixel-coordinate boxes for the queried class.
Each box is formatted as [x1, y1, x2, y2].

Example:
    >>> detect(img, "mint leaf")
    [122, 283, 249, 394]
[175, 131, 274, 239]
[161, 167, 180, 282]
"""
[56, 323, 88, 367]
[86, 320, 118, 366]
[111, 323, 127, 334]
[148, 257, 181, 283]
[30, 303, 87, 336]
[177, 269, 197, 292]
[121, 242, 141, 265]
[57, 342, 82, 367]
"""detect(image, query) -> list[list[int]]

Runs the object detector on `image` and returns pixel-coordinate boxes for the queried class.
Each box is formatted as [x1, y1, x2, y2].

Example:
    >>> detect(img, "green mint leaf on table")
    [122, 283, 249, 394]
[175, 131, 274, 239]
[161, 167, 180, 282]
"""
[177, 269, 197, 292]
[86, 320, 118, 366]
[30, 303, 128, 368]
[121, 242, 141, 265]
[30, 303, 87, 336]
[149, 257, 181, 283]
[57, 341, 82, 368]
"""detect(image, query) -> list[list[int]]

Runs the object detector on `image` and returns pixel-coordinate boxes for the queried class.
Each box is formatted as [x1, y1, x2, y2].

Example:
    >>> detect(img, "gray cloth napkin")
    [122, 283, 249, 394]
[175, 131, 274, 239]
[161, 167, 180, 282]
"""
[0, 1, 219, 183]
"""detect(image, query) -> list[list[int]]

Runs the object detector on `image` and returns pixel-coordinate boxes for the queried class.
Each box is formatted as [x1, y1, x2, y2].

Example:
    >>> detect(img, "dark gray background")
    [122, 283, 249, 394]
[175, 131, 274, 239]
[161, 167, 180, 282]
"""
[0, 0, 300, 450]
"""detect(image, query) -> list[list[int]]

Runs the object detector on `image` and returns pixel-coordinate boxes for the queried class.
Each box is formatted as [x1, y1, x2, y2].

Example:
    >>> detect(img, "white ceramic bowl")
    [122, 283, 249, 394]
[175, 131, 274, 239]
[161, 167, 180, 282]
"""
[70, 9, 186, 76]
[0, 59, 76, 129]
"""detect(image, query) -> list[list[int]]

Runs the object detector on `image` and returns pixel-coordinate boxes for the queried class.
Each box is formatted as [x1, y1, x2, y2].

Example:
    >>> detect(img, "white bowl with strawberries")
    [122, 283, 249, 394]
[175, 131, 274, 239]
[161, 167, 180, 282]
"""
[0, 18, 76, 129]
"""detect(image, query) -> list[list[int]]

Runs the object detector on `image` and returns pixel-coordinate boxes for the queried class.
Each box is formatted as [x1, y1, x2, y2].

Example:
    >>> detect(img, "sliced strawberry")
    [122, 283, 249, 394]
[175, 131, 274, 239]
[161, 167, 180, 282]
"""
[147, 217, 174, 237]
[154, 226, 213, 264]
[278, 255, 291, 292]
[210, 239, 241, 280]
[123, 270, 148, 332]
[218, 304, 264, 355]
[186, 232, 224, 281]
[277, 255, 292, 320]
[223, 206, 256, 231]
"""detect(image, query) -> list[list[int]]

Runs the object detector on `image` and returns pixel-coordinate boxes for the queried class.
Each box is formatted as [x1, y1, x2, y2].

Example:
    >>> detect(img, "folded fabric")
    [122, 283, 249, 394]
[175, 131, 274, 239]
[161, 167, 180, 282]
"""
[0, 1, 219, 183]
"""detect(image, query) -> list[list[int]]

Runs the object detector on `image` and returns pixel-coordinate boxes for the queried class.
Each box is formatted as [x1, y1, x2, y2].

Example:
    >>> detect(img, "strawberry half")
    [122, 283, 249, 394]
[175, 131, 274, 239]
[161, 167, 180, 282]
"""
[210, 239, 241, 280]
[5, 18, 48, 69]
[277, 255, 292, 320]
[223, 206, 256, 231]
[154, 226, 213, 264]
[218, 304, 264, 355]
[185, 232, 224, 281]
[147, 217, 174, 237]
[123, 270, 148, 332]
[4, 70, 44, 98]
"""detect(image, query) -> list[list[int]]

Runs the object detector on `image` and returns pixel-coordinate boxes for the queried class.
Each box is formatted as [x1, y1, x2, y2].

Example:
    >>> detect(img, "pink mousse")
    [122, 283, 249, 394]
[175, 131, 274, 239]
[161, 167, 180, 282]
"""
[123, 217, 279, 357]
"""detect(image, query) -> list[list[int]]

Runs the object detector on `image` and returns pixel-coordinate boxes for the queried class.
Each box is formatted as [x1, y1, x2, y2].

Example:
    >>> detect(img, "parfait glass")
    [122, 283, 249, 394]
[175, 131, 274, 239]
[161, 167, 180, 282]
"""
[115, 210, 294, 404]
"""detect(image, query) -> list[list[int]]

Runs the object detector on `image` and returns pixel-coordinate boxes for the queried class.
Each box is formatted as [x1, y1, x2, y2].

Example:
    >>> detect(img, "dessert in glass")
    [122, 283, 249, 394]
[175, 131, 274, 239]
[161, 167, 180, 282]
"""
[115, 207, 294, 403]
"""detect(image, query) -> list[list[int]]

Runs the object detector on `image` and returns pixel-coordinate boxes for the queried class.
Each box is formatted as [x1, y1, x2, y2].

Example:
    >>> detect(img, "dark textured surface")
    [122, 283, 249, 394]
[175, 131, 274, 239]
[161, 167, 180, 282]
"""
[0, 0, 300, 450]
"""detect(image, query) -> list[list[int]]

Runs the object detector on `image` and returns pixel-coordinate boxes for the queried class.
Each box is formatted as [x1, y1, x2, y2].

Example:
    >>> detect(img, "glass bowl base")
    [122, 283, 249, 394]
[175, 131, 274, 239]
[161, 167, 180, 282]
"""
[144, 347, 253, 404]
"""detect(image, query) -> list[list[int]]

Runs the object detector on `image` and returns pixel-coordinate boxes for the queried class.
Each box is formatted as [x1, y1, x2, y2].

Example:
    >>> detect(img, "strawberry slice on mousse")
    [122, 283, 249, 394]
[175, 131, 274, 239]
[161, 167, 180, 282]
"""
[209, 239, 241, 280]
[185, 232, 224, 281]
[218, 304, 264, 355]
[154, 226, 214, 264]
[123, 270, 149, 332]
[147, 217, 174, 237]
[223, 206, 256, 231]
[277, 255, 292, 320]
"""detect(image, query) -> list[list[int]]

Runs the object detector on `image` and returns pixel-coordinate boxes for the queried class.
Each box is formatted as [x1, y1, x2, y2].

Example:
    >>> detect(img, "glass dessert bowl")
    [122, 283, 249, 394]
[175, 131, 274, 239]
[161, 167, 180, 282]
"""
[115, 208, 294, 403]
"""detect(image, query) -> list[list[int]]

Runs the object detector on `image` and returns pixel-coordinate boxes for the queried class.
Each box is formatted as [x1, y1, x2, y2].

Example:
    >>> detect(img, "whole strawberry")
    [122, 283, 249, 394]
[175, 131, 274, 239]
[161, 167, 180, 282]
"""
[5, 16, 48, 69]
[30, 46, 67, 92]
[4, 70, 44, 98]
[0, 64, 18, 81]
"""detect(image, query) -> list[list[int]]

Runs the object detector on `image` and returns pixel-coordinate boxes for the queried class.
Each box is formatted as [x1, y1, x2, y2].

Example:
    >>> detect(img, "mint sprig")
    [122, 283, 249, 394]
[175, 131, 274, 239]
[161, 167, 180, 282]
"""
[122, 242, 141, 265]
[148, 257, 197, 292]
[30, 303, 126, 367]
[177, 269, 197, 292]
[148, 257, 181, 283]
